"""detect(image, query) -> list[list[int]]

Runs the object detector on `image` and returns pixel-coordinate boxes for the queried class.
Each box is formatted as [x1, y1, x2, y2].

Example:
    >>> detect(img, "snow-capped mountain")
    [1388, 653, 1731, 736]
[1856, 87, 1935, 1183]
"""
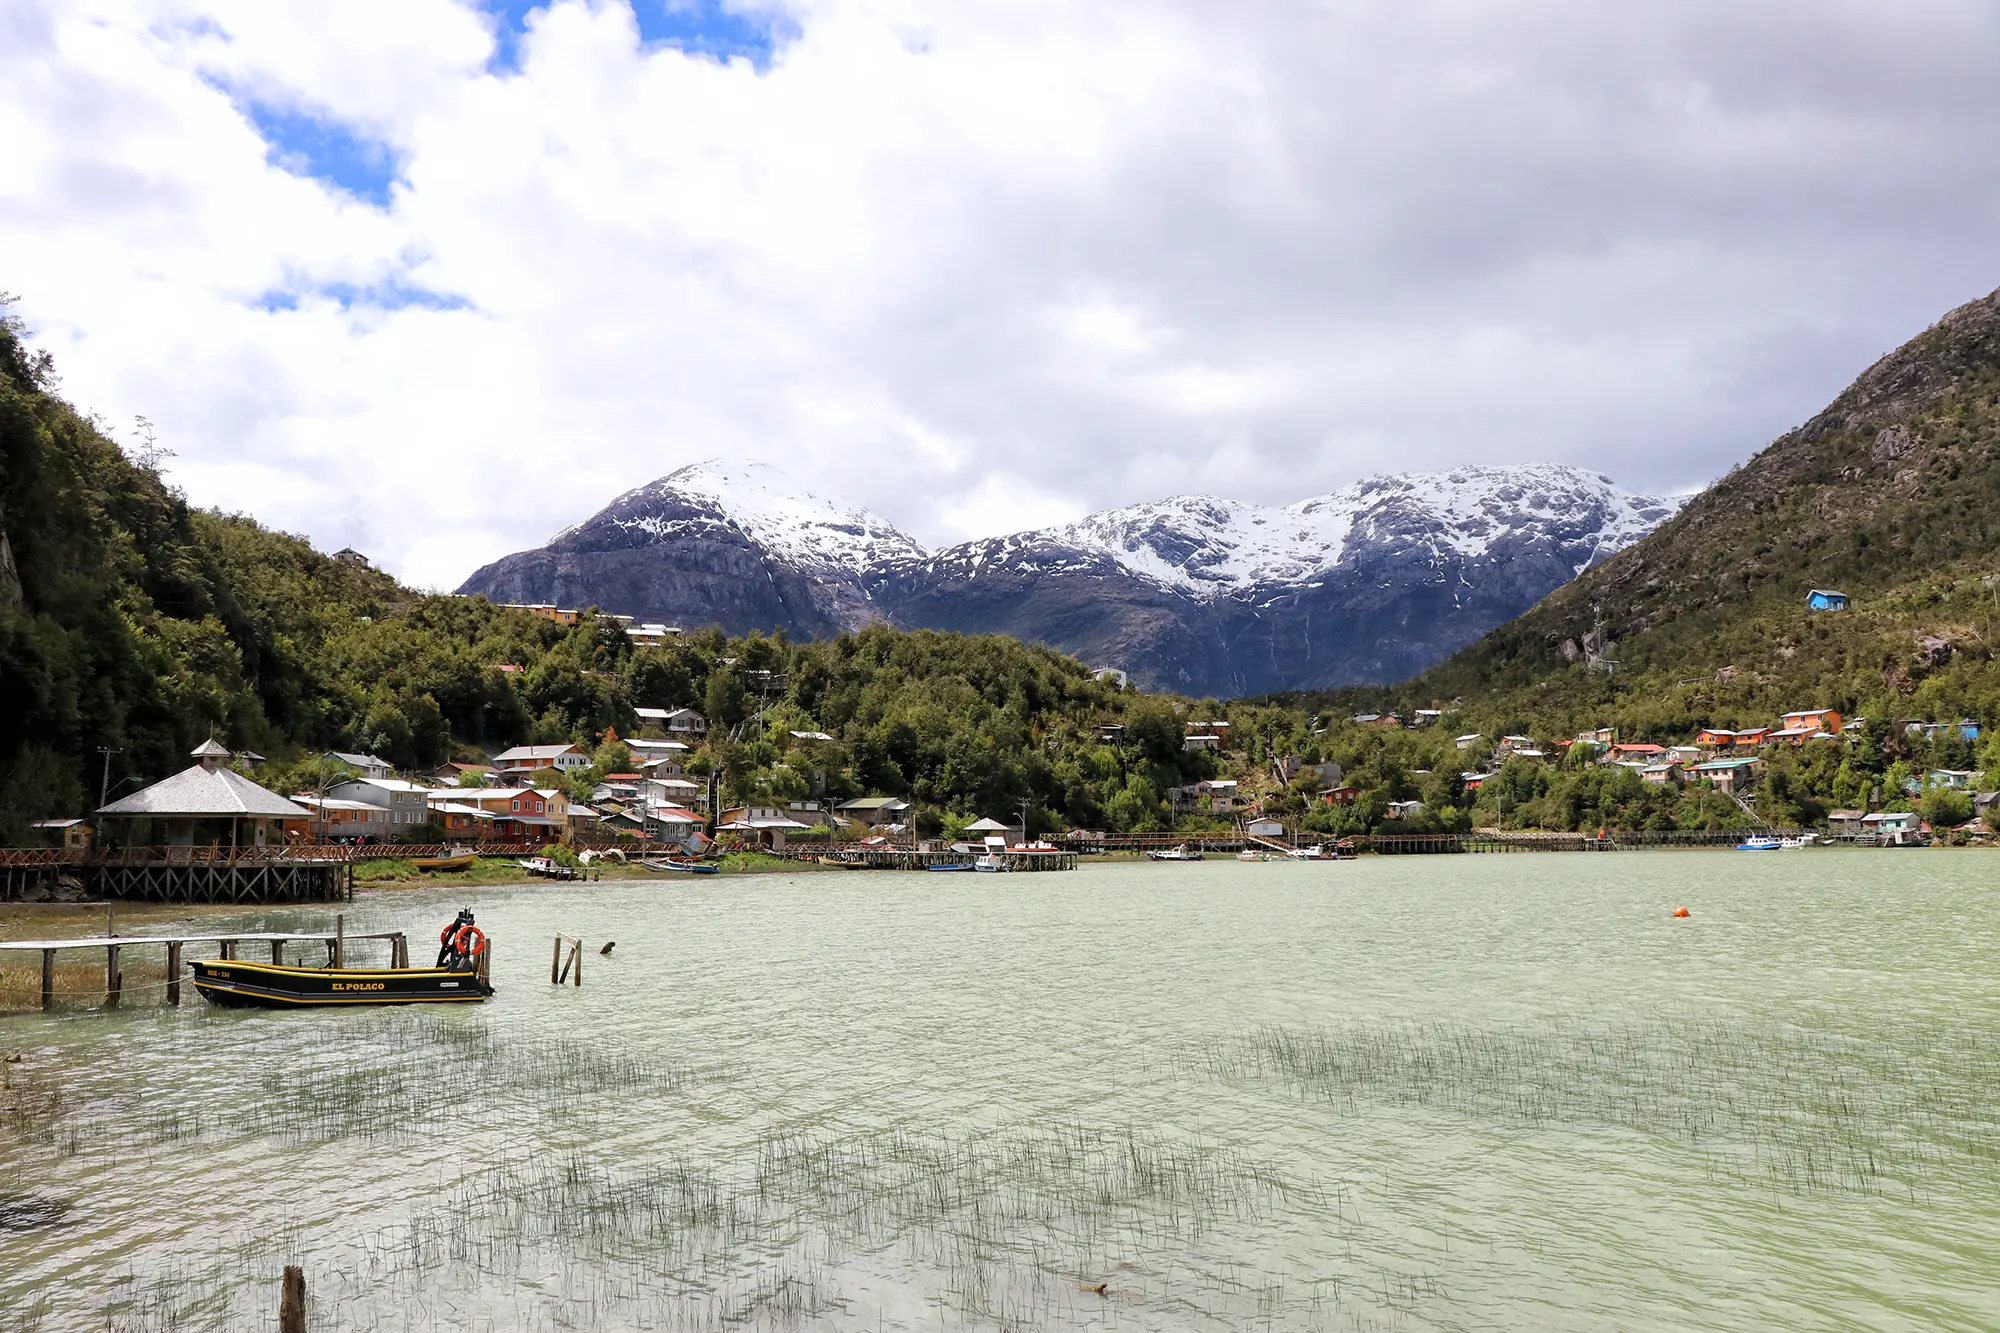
[457, 460, 1683, 694]
[458, 460, 924, 639]
[926, 466, 1677, 595]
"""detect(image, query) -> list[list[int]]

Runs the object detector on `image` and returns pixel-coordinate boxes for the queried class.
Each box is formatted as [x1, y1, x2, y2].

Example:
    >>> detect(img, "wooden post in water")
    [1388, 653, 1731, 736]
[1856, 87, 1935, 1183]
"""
[278, 1264, 306, 1333]
[40, 949, 54, 1011]
[221, 939, 237, 960]
[166, 941, 183, 1006]
[573, 938, 582, 988]
[105, 944, 121, 1008]
[335, 915, 345, 970]
[270, 939, 284, 965]
[551, 935, 562, 984]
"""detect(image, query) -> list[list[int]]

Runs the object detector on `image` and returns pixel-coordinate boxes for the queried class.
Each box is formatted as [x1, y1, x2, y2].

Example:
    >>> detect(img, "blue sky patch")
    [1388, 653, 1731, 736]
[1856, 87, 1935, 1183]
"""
[483, 0, 795, 74]
[246, 102, 401, 207]
[254, 281, 470, 314]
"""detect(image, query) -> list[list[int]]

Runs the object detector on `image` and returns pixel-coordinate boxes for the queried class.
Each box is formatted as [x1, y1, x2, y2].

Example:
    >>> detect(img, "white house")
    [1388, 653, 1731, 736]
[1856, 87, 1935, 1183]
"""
[490, 744, 591, 775]
[327, 777, 434, 831]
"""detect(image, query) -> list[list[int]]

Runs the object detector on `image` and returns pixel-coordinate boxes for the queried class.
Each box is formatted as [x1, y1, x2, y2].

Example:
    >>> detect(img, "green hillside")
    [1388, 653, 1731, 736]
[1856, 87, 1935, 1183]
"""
[0, 305, 1231, 839]
[1300, 286, 2000, 738]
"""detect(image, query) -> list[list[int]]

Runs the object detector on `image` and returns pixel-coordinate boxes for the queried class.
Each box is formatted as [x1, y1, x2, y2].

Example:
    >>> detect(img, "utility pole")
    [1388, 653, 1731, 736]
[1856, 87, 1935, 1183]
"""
[97, 747, 121, 811]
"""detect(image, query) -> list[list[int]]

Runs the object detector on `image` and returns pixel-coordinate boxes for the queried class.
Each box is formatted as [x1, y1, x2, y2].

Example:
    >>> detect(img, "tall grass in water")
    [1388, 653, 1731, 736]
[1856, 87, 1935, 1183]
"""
[1183, 1015, 2000, 1197]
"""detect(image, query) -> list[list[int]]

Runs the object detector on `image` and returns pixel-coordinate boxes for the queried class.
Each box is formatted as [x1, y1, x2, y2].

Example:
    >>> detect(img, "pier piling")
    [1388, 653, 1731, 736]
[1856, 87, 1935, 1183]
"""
[279, 1265, 306, 1333]
[166, 941, 183, 1006]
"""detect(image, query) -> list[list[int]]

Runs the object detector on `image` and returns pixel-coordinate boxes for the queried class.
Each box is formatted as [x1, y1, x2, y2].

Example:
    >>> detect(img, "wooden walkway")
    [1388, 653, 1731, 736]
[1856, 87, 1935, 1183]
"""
[779, 847, 1079, 871]
[0, 924, 408, 1010]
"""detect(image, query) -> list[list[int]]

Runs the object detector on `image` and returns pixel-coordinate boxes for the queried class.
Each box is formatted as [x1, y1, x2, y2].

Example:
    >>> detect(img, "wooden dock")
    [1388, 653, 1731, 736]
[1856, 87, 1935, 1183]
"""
[0, 849, 351, 904]
[0, 924, 407, 1010]
[781, 847, 1079, 871]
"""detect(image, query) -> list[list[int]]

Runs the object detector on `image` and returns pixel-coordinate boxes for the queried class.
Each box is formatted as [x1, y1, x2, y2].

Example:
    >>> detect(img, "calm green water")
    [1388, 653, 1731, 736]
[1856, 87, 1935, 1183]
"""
[2, 852, 1998, 1331]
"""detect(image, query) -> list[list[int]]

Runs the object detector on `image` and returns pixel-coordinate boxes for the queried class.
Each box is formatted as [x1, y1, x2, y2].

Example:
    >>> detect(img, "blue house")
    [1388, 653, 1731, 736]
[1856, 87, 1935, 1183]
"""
[1807, 589, 1848, 611]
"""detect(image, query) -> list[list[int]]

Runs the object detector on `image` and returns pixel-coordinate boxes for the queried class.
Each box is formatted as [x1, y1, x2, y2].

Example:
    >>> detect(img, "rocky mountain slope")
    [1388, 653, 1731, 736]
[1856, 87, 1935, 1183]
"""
[458, 461, 1681, 695]
[1357, 283, 2000, 737]
[459, 461, 924, 640]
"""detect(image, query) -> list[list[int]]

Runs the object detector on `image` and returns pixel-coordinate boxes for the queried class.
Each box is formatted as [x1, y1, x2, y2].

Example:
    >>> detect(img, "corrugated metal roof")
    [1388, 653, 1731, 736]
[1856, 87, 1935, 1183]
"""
[99, 765, 314, 818]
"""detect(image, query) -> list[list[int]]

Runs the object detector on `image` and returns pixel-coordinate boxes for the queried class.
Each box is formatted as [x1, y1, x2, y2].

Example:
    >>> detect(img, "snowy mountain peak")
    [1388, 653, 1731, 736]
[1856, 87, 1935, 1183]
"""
[566, 458, 926, 574]
[1003, 463, 1682, 595]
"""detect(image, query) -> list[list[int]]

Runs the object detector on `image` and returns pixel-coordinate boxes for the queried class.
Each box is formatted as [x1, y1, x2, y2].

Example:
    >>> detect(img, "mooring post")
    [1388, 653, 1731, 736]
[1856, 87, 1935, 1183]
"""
[573, 939, 583, 988]
[335, 914, 345, 970]
[105, 944, 121, 1008]
[279, 1264, 306, 1333]
[551, 935, 562, 985]
[40, 950, 54, 1011]
[221, 939, 237, 960]
[270, 939, 284, 965]
[166, 941, 183, 1006]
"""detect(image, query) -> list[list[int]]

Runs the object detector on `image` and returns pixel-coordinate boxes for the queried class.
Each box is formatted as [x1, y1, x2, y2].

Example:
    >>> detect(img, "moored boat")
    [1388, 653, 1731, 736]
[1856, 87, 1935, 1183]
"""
[1736, 836, 1782, 851]
[642, 857, 720, 874]
[190, 959, 491, 1007]
[411, 850, 477, 872]
[1148, 845, 1203, 861]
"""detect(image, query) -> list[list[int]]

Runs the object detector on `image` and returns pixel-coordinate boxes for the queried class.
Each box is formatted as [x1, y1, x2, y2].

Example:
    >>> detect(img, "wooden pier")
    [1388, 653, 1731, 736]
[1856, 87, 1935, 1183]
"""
[0, 924, 407, 1010]
[780, 847, 1079, 871]
[0, 849, 351, 904]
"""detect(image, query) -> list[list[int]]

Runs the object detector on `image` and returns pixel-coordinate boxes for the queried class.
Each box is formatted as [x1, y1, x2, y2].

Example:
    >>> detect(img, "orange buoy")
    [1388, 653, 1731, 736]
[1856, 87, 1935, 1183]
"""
[1672, 906, 1691, 918]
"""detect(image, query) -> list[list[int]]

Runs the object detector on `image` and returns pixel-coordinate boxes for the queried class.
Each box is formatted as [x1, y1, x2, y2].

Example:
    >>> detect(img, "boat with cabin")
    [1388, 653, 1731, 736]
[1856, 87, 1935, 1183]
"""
[1147, 845, 1203, 861]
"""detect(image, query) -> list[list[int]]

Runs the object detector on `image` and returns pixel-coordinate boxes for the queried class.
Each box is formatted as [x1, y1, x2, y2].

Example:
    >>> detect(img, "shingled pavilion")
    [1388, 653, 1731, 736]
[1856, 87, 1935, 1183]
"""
[96, 741, 313, 849]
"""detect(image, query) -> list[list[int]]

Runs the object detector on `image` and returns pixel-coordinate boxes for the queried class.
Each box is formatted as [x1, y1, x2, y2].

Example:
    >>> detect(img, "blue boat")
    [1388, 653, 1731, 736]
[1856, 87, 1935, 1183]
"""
[926, 863, 976, 872]
[642, 858, 721, 874]
[1735, 836, 1782, 851]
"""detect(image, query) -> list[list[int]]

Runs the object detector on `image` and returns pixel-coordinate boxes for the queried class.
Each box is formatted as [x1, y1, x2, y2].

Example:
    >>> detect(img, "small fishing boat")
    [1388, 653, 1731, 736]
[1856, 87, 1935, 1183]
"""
[519, 856, 582, 879]
[1780, 835, 1817, 848]
[1237, 849, 1273, 862]
[974, 853, 1010, 872]
[1147, 845, 1203, 862]
[190, 959, 492, 1007]
[1735, 835, 1782, 851]
[642, 857, 720, 875]
[927, 862, 977, 872]
[411, 850, 477, 872]
[1286, 845, 1330, 860]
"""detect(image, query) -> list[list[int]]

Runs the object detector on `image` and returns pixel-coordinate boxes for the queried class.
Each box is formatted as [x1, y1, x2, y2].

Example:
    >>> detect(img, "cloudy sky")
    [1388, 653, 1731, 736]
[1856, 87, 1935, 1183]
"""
[5, 0, 1999, 589]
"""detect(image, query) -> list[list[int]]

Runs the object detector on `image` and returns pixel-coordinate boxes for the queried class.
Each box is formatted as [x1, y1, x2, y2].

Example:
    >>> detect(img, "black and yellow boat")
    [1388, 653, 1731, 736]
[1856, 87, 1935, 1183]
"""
[189, 959, 493, 1007]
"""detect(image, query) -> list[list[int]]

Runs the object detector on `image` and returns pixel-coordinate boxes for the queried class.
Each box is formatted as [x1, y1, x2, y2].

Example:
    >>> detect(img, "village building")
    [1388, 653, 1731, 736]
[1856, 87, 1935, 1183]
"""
[1780, 709, 1843, 735]
[1639, 762, 1683, 785]
[1826, 810, 1869, 840]
[427, 762, 491, 785]
[293, 795, 387, 839]
[1454, 733, 1483, 750]
[423, 787, 565, 844]
[325, 751, 395, 780]
[1806, 589, 1849, 612]
[1576, 727, 1617, 746]
[835, 795, 912, 828]
[626, 623, 683, 649]
[1607, 743, 1666, 763]
[31, 818, 92, 848]
[489, 743, 591, 776]
[717, 805, 812, 850]
[1198, 778, 1239, 812]
[1245, 816, 1286, 837]
[1691, 757, 1763, 794]
[326, 777, 435, 832]
[97, 742, 313, 847]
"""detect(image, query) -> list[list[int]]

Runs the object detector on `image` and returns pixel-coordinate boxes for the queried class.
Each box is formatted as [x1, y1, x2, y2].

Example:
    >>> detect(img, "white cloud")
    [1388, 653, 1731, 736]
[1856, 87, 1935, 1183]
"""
[4, 0, 1999, 591]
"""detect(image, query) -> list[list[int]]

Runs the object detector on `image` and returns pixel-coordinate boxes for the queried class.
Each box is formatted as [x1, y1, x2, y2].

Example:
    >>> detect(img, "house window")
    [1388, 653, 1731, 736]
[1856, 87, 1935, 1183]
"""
[512, 800, 520, 812]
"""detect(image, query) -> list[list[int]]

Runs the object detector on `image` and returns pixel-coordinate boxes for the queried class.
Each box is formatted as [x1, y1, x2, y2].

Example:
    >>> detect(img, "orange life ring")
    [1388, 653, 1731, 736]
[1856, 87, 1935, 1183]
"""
[456, 925, 488, 957]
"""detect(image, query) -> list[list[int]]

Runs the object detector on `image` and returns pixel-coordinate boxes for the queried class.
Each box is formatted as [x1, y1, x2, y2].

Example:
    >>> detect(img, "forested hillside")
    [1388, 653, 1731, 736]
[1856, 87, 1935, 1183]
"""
[0, 308, 1226, 839]
[1302, 285, 2000, 742]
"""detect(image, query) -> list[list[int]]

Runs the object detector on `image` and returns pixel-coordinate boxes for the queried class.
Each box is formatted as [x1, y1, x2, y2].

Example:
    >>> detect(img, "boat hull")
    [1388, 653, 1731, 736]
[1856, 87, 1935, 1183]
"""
[411, 854, 476, 871]
[643, 858, 721, 874]
[189, 959, 491, 1008]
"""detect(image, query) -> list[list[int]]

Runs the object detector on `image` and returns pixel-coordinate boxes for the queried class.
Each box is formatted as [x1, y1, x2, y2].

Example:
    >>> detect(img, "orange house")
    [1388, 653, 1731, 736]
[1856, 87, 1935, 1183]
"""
[1779, 709, 1843, 735]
